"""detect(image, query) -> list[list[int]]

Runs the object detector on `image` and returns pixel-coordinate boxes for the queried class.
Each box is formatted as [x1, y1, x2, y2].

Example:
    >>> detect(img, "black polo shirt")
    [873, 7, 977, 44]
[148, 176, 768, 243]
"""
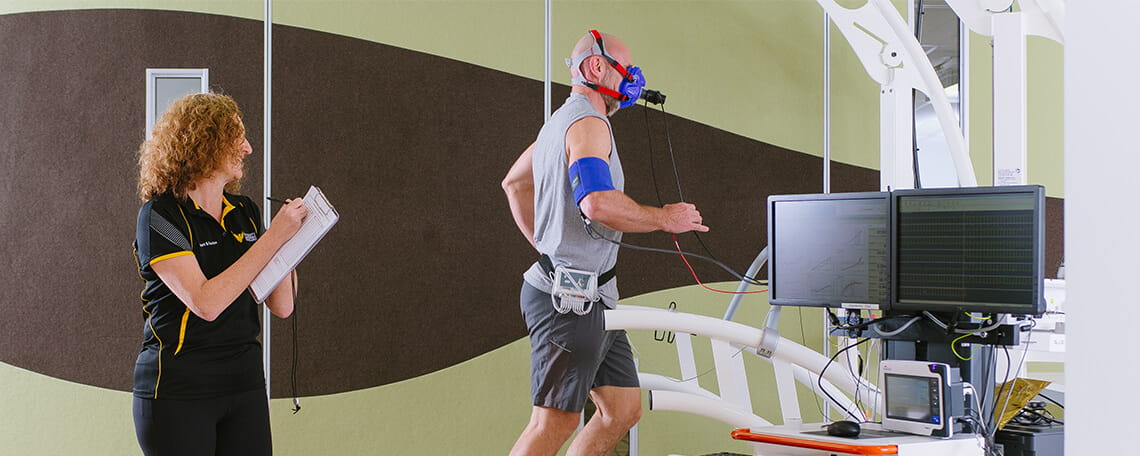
[133, 192, 265, 400]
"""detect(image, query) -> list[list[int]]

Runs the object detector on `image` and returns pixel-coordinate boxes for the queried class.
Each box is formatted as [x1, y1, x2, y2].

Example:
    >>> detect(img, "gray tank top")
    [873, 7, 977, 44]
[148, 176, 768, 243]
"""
[523, 93, 625, 308]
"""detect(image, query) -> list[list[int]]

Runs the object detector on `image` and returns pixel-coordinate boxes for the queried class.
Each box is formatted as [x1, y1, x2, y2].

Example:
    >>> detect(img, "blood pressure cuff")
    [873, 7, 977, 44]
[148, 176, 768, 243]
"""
[568, 157, 615, 205]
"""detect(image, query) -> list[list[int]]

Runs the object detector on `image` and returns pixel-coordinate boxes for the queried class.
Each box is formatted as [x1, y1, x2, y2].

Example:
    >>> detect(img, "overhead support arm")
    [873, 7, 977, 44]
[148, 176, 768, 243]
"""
[818, 0, 976, 189]
[947, 0, 1064, 42]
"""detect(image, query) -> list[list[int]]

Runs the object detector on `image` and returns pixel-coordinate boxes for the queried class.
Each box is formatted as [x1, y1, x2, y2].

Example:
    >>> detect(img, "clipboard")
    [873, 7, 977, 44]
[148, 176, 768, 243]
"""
[250, 185, 339, 302]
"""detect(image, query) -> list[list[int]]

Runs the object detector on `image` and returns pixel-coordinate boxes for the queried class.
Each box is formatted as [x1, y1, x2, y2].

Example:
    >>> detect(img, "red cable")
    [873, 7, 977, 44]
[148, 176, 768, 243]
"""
[672, 234, 767, 295]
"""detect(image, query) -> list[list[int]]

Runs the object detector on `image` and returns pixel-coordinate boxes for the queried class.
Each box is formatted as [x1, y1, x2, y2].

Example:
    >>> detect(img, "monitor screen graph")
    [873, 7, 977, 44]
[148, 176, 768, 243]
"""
[892, 186, 1045, 315]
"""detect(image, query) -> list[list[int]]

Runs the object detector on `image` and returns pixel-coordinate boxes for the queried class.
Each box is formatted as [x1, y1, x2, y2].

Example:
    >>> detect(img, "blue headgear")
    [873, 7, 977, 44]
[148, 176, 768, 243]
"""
[566, 30, 646, 110]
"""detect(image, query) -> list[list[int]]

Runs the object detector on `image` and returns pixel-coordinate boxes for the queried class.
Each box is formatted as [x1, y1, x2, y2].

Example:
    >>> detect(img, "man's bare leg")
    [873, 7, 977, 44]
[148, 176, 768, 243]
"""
[565, 386, 641, 456]
[510, 405, 581, 456]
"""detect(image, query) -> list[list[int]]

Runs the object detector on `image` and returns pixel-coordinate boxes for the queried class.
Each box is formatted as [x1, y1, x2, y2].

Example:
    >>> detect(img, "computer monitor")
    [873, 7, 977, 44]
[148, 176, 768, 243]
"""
[880, 359, 962, 438]
[767, 192, 891, 310]
[891, 185, 1045, 315]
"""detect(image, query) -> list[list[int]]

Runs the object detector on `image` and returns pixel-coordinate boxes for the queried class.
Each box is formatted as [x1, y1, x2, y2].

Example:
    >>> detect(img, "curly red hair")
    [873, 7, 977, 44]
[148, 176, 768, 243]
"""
[137, 93, 247, 201]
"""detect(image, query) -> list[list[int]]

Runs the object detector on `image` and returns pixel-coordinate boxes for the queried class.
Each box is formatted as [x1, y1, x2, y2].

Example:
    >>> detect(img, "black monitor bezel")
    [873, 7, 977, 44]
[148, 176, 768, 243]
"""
[889, 185, 1046, 316]
[767, 191, 892, 310]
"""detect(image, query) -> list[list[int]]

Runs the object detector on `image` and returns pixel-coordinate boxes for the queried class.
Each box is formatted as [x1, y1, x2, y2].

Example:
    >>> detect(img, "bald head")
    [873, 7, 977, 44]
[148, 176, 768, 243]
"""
[569, 31, 632, 80]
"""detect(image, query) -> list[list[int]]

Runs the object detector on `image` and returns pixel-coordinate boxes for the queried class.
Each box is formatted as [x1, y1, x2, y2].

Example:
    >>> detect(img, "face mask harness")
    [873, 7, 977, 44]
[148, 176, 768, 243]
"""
[565, 29, 646, 110]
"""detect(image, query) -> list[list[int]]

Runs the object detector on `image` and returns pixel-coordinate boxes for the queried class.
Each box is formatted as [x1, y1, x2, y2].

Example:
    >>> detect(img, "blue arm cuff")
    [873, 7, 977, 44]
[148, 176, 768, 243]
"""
[568, 156, 616, 206]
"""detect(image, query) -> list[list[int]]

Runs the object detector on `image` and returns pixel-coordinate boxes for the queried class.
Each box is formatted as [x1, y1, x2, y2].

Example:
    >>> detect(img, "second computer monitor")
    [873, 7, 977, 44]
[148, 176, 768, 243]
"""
[767, 192, 891, 310]
[891, 185, 1045, 315]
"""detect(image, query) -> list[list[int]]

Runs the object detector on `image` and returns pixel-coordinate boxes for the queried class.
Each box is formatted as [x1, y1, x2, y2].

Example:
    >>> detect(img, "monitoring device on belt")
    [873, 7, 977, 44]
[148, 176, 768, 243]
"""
[551, 265, 599, 316]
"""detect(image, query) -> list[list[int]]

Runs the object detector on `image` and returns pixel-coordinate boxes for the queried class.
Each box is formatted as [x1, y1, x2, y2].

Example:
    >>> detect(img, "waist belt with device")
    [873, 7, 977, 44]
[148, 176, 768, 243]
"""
[539, 255, 615, 316]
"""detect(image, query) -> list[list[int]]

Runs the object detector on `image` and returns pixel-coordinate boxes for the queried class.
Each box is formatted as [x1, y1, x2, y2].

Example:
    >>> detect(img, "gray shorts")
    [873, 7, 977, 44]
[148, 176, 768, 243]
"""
[520, 283, 639, 413]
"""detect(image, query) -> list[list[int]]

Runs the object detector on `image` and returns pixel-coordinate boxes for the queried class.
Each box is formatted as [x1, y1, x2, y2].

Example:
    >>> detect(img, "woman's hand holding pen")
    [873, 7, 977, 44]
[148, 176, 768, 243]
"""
[268, 197, 308, 239]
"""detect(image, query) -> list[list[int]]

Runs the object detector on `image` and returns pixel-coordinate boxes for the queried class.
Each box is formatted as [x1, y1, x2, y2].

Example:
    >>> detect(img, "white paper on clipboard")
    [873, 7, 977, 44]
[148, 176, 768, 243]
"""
[250, 185, 338, 302]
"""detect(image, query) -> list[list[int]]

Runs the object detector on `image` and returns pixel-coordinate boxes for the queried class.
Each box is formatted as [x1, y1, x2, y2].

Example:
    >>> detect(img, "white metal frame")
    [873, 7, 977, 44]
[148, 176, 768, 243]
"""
[943, 0, 1065, 186]
[606, 306, 880, 431]
[263, 0, 274, 400]
[544, 0, 552, 121]
[816, 0, 976, 190]
[145, 68, 209, 138]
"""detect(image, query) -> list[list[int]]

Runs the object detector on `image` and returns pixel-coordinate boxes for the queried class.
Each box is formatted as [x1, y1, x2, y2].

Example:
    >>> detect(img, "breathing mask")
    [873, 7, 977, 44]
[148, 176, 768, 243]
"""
[566, 29, 647, 110]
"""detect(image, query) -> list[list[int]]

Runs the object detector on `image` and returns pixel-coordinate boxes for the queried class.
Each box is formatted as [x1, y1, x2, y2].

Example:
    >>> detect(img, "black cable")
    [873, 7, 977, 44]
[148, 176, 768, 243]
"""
[1036, 411, 1063, 425]
[968, 350, 999, 456]
[643, 103, 760, 284]
[633, 102, 766, 282]
[988, 345, 1013, 444]
[642, 105, 665, 206]
[1037, 392, 1064, 409]
[290, 271, 301, 414]
[969, 408, 990, 440]
[800, 307, 828, 421]
[973, 345, 1004, 456]
[658, 104, 686, 203]
[979, 343, 995, 430]
[818, 337, 871, 422]
[912, 0, 925, 189]
[583, 221, 765, 286]
[958, 416, 986, 448]
[964, 383, 993, 452]
[835, 312, 866, 403]
[867, 344, 882, 422]
[911, 94, 923, 190]
[1012, 407, 1062, 426]
[844, 344, 867, 419]
[657, 103, 729, 271]
[630, 342, 747, 385]
[971, 387, 991, 436]
[642, 101, 765, 286]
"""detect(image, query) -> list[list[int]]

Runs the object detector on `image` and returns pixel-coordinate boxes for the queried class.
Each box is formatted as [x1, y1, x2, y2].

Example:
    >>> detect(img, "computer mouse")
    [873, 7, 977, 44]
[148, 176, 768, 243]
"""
[826, 420, 861, 438]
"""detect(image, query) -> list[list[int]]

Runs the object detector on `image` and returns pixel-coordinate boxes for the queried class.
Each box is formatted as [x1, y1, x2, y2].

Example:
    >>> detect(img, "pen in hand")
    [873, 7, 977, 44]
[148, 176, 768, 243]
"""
[266, 196, 291, 204]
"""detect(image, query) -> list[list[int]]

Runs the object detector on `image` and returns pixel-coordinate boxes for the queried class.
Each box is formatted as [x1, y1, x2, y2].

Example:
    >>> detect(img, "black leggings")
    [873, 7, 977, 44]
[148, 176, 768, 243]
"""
[133, 388, 272, 456]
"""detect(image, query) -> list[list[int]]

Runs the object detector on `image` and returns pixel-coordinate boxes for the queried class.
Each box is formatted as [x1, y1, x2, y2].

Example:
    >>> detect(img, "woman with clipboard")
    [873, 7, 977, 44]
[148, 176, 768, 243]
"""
[131, 92, 306, 456]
